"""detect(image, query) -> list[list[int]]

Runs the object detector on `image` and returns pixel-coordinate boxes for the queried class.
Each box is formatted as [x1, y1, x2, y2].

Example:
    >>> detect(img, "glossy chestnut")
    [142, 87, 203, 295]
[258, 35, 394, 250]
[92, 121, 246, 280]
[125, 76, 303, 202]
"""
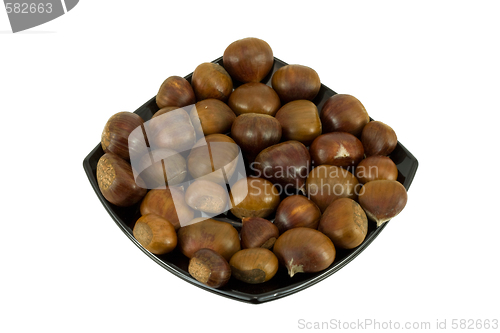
[97, 152, 147, 207]
[229, 248, 279, 284]
[230, 113, 282, 162]
[177, 218, 240, 261]
[133, 213, 177, 255]
[184, 179, 228, 214]
[271, 64, 321, 104]
[274, 195, 321, 234]
[361, 120, 398, 156]
[275, 100, 322, 146]
[191, 62, 233, 102]
[190, 99, 236, 137]
[156, 76, 196, 109]
[320, 94, 369, 137]
[229, 177, 281, 219]
[223, 37, 274, 83]
[310, 132, 364, 168]
[101, 111, 145, 160]
[358, 180, 407, 227]
[355, 155, 398, 184]
[240, 217, 279, 249]
[273, 227, 335, 277]
[253, 140, 311, 193]
[318, 198, 368, 249]
[228, 82, 281, 116]
[188, 248, 231, 289]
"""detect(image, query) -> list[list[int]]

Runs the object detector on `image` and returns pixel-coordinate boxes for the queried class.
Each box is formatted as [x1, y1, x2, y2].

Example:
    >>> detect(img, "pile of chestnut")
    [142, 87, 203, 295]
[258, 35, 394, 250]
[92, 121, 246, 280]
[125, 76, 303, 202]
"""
[95, 37, 408, 289]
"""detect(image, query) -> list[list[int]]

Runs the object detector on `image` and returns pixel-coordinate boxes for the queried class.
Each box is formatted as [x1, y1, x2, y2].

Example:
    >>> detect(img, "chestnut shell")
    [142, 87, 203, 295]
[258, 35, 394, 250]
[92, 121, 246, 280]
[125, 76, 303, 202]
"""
[275, 100, 322, 146]
[228, 82, 281, 116]
[223, 37, 274, 83]
[310, 132, 364, 168]
[191, 62, 233, 102]
[271, 64, 321, 104]
[320, 94, 369, 137]
[101, 112, 145, 161]
[156, 76, 196, 109]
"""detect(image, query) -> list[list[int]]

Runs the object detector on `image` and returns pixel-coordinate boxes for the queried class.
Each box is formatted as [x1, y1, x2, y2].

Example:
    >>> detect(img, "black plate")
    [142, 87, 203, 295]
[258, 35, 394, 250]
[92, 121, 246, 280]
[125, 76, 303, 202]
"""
[83, 56, 419, 304]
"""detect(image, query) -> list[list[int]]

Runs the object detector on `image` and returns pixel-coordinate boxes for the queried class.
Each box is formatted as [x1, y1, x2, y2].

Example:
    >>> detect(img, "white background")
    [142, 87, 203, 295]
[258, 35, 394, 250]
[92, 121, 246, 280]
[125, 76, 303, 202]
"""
[1, 1, 499, 332]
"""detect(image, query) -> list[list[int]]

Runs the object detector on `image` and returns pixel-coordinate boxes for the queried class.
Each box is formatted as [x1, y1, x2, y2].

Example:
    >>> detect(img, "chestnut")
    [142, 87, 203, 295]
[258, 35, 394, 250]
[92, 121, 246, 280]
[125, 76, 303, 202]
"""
[223, 37, 274, 83]
[229, 177, 281, 219]
[191, 62, 233, 102]
[275, 100, 322, 146]
[355, 155, 398, 184]
[240, 217, 279, 249]
[188, 248, 231, 289]
[187, 134, 240, 184]
[320, 94, 370, 137]
[271, 64, 321, 103]
[230, 113, 282, 163]
[274, 195, 321, 234]
[101, 111, 145, 160]
[134, 148, 187, 188]
[228, 82, 281, 116]
[184, 179, 229, 214]
[253, 140, 311, 192]
[140, 186, 194, 230]
[156, 76, 196, 109]
[133, 213, 177, 255]
[190, 99, 236, 137]
[309, 132, 364, 168]
[273, 227, 335, 277]
[229, 248, 279, 284]
[358, 180, 408, 227]
[306, 165, 360, 212]
[318, 198, 368, 249]
[97, 152, 147, 207]
[177, 218, 240, 261]
[361, 120, 398, 156]
[145, 108, 196, 153]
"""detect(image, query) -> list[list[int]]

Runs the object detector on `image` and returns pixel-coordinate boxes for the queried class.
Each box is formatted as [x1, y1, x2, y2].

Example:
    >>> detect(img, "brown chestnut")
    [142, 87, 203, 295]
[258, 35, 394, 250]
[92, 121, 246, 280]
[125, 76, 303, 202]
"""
[97, 152, 147, 207]
[191, 62, 233, 102]
[320, 94, 370, 137]
[229, 177, 281, 219]
[184, 179, 229, 214]
[273, 227, 335, 277]
[361, 120, 398, 156]
[275, 100, 322, 146]
[318, 198, 368, 249]
[135, 148, 187, 188]
[310, 132, 364, 168]
[271, 64, 321, 103]
[223, 37, 274, 83]
[133, 213, 177, 255]
[230, 113, 282, 162]
[228, 82, 281, 116]
[240, 217, 279, 249]
[177, 218, 240, 261]
[253, 140, 311, 192]
[355, 155, 398, 184]
[358, 180, 408, 227]
[156, 76, 196, 109]
[188, 248, 231, 288]
[190, 99, 236, 137]
[101, 111, 145, 160]
[306, 165, 360, 212]
[140, 186, 194, 230]
[274, 195, 321, 234]
[229, 248, 278, 284]
[187, 134, 240, 184]
[146, 108, 196, 153]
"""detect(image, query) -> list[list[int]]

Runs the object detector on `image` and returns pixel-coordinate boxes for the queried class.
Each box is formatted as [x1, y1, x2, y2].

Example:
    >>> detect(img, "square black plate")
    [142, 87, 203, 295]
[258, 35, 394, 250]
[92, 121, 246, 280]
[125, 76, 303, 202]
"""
[83, 56, 418, 304]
